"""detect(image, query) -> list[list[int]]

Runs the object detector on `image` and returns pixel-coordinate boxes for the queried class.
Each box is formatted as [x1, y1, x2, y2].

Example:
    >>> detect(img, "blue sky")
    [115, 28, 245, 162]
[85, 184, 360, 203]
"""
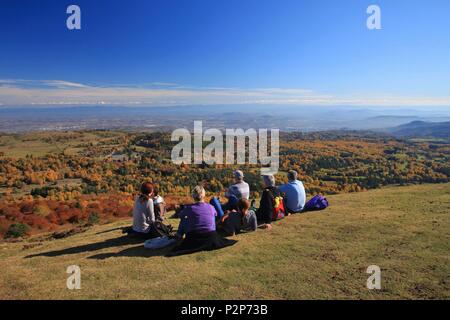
[0, 0, 449, 107]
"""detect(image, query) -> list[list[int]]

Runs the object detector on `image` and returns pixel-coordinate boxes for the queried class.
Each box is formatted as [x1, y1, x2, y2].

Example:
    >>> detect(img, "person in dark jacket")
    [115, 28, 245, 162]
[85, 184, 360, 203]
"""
[256, 174, 283, 224]
[219, 198, 258, 236]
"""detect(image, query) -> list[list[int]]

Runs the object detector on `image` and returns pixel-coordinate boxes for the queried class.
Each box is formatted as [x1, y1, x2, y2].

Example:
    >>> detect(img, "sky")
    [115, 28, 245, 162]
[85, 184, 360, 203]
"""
[0, 0, 449, 107]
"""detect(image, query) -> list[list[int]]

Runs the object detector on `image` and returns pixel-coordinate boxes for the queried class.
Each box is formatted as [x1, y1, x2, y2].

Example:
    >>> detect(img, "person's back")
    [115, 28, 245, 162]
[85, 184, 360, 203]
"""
[226, 170, 250, 200]
[279, 180, 306, 213]
[257, 185, 281, 224]
[170, 185, 236, 256]
[132, 196, 155, 233]
[220, 198, 258, 235]
[181, 202, 217, 234]
[227, 181, 250, 200]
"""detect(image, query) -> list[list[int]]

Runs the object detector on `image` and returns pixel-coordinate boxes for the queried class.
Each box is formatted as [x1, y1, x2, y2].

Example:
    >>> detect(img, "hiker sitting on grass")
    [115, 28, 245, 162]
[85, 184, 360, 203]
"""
[210, 170, 250, 219]
[226, 170, 250, 201]
[279, 170, 306, 214]
[168, 185, 237, 256]
[131, 182, 156, 239]
[218, 198, 261, 236]
[255, 174, 285, 225]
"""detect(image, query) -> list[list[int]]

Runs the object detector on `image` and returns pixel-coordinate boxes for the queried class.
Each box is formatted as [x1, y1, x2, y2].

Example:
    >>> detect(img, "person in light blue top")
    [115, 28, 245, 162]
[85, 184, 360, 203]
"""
[279, 170, 306, 214]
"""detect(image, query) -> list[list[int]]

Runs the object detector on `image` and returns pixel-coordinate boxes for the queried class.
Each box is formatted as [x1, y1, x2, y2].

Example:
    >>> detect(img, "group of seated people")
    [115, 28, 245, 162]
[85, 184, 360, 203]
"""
[130, 169, 306, 256]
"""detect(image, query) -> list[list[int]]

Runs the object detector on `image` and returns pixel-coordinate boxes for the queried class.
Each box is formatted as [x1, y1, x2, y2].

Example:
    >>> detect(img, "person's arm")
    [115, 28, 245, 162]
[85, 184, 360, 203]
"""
[299, 182, 307, 210]
[157, 202, 166, 217]
[145, 199, 155, 223]
[177, 215, 188, 238]
[258, 223, 273, 231]
[211, 204, 218, 217]
[243, 182, 250, 200]
[158, 196, 166, 215]
[225, 185, 234, 199]
[219, 212, 236, 236]
[258, 190, 273, 224]
[278, 184, 286, 196]
[226, 185, 239, 199]
[249, 213, 258, 231]
[220, 212, 230, 224]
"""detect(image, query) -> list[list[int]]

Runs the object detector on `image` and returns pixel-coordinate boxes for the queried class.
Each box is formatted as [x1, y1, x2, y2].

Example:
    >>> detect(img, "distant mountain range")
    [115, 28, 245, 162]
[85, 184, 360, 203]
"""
[1, 105, 450, 134]
[386, 121, 450, 139]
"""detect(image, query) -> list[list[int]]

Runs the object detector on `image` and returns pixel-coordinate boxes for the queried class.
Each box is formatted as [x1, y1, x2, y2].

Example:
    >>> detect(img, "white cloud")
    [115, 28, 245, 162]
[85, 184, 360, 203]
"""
[41, 80, 89, 88]
[0, 79, 449, 107]
[0, 79, 88, 90]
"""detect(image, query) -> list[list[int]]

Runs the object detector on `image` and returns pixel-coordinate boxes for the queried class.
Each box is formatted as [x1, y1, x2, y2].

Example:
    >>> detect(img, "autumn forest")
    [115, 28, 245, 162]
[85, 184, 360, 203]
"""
[0, 130, 449, 239]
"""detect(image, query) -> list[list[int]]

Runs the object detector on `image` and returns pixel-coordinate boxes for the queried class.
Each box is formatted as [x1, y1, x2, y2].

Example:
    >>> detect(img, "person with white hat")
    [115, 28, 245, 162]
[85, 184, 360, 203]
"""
[210, 169, 250, 219]
[225, 170, 250, 201]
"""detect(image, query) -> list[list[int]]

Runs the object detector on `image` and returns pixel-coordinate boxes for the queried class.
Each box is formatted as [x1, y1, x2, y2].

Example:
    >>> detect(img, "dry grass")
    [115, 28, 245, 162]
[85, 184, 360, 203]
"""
[0, 183, 449, 300]
[0, 131, 126, 158]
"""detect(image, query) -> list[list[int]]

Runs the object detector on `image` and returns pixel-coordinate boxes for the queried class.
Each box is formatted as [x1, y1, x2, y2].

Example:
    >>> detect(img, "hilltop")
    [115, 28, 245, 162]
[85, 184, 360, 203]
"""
[387, 121, 450, 139]
[0, 183, 448, 300]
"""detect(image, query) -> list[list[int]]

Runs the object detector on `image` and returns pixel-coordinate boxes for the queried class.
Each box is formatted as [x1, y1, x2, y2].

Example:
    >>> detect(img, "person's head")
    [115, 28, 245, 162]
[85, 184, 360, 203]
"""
[237, 198, 250, 214]
[262, 174, 275, 188]
[233, 170, 244, 183]
[287, 170, 298, 182]
[153, 185, 159, 197]
[192, 185, 206, 202]
[140, 182, 154, 196]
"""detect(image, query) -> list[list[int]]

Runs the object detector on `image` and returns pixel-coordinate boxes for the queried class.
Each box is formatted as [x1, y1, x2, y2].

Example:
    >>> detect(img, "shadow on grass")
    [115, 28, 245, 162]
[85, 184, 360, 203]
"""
[87, 238, 237, 260]
[25, 235, 143, 258]
[94, 227, 127, 235]
[87, 243, 177, 260]
[25, 233, 237, 260]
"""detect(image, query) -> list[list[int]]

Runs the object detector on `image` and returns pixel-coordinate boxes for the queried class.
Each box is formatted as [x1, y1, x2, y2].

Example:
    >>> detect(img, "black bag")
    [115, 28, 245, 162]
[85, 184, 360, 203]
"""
[148, 221, 173, 238]
[123, 222, 173, 239]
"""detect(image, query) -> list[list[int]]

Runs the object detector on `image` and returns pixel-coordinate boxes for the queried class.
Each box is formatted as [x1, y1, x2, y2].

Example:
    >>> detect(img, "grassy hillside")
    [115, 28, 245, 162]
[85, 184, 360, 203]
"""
[0, 183, 448, 300]
[0, 131, 127, 158]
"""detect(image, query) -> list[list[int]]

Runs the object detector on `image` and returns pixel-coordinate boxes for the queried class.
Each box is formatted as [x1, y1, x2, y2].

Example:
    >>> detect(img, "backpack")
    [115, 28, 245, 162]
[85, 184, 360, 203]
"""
[303, 195, 329, 212]
[271, 189, 286, 221]
[123, 221, 173, 239]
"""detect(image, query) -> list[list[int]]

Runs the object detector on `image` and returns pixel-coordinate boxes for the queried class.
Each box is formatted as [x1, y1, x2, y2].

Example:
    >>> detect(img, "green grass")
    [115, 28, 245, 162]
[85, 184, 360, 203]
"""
[0, 183, 449, 300]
